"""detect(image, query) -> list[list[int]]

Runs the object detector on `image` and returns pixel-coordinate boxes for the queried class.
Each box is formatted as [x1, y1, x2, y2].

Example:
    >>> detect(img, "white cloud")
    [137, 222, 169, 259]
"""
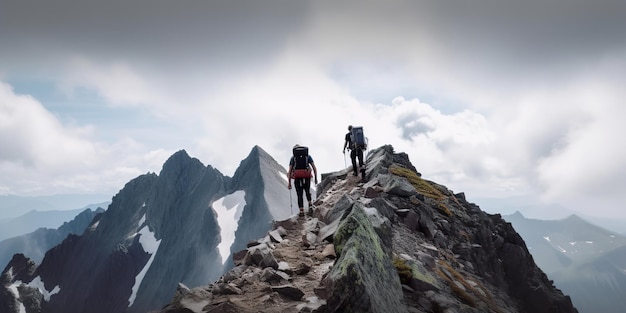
[0, 81, 96, 168]
[59, 57, 171, 114]
[0, 81, 172, 195]
[536, 80, 626, 210]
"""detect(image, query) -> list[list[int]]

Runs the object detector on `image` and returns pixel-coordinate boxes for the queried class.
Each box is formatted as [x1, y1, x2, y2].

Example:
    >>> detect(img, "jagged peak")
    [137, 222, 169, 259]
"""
[232, 145, 280, 178]
[160, 149, 207, 177]
[162, 149, 191, 167]
[245, 145, 273, 162]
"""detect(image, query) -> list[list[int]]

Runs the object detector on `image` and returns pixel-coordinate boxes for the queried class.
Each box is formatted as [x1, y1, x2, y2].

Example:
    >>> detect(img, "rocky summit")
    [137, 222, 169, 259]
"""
[160, 145, 578, 313]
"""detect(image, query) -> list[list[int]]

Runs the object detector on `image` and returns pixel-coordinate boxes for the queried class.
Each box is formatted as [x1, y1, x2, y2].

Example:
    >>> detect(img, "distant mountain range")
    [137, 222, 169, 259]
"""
[0, 203, 109, 241]
[0, 207, 105, 267]
[0, 194, 111, 220]
[504, 211, 626, 313]
[476, 195, 626, 235]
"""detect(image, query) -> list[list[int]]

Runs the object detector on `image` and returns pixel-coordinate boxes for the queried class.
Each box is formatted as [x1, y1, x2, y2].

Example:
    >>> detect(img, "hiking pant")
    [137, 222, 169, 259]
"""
[294, 177, 312, 209]
[350, 148, 364, 173]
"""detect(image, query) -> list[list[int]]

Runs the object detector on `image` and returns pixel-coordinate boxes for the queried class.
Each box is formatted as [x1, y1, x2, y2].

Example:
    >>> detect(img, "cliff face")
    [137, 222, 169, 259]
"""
[163, 145, 577, 313]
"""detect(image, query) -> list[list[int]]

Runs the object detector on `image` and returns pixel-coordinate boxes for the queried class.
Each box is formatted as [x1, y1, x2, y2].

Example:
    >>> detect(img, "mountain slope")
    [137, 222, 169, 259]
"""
[552, 245, 626, 313]
[505, 212, 626, 313]
[162, 145, 577, 313]
[228, 145, 294, 264]
[504, 212, 626, 274]
[0, 147, 293, 313]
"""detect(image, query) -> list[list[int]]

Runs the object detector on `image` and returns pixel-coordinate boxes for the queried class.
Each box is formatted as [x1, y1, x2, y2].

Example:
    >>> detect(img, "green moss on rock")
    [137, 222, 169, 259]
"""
[389, 165, 445, 200]
[325, 204, 405, 313]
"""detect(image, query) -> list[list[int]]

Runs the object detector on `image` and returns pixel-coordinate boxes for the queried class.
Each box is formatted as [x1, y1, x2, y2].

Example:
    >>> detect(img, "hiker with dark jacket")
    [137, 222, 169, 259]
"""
[287, 144, 318, 216]
[343, 125, 365, 176]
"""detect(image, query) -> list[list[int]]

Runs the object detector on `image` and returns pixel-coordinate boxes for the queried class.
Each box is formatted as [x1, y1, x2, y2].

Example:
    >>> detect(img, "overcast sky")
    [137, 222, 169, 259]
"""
[1, 0, 625, 218]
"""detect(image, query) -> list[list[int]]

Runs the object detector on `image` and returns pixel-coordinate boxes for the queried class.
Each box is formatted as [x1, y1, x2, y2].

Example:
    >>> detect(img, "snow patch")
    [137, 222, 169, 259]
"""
[128, 221, 162, 307]
[278, 170, 288, 181]
[138, 214, 146, 227]
[569, 242, 576, 246]
[7, 280, 30, 313]
[586, 241, 593, 244]
[556, 245, 567, 253]
[213, 190, 246, 264]
[28, 276, 60, 301]
[89, 220, 100, 230]
[543, 236, 550, 242]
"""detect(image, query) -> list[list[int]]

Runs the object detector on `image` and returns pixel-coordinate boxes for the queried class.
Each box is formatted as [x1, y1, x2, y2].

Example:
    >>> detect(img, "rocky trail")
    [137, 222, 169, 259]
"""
[161, 171, 365, 313]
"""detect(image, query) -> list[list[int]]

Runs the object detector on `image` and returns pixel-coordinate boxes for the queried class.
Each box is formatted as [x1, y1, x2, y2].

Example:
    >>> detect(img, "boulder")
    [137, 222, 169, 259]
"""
[323, 204, 406, 313]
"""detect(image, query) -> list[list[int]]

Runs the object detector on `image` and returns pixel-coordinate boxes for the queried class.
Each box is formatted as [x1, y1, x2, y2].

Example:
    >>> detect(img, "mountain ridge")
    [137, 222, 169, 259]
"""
[1, 145, 578, 313]
[161, 145, 578, 313]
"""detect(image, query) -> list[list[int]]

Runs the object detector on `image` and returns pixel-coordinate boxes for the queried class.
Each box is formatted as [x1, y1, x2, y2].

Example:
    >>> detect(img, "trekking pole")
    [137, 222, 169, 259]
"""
[343, 151, 347, 168]
[289, 188, 293, 215]
[365, 137, 370, 162]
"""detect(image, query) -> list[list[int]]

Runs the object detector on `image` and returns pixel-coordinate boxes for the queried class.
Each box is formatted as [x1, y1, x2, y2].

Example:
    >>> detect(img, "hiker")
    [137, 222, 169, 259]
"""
[287, 144, 318, 217]
[343, 125, 366, 176]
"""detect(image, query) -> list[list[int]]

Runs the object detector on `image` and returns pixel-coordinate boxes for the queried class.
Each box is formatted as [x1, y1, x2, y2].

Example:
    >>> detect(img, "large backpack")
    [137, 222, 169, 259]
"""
[350, 126, 367, 150]
[292, 146, 312, 179]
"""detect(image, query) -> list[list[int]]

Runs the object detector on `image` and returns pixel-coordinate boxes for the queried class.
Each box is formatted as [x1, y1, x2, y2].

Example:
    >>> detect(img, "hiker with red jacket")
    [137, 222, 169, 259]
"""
[287, 144, 318, 217]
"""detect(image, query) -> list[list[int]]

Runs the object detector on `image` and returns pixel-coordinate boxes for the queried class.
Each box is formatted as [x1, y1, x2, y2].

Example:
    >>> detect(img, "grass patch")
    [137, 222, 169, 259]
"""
[450, 282, 476, 306]
[389, 165, 445, 200]
[436, 260, 504, 313]
[435, 260, 477, 307]
[437, 203, 453, 217]
[393, 256, 413, 285]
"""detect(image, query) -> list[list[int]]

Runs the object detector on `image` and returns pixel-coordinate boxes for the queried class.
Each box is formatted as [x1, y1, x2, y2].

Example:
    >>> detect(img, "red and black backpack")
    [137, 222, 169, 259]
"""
[292, 146, 312, 179]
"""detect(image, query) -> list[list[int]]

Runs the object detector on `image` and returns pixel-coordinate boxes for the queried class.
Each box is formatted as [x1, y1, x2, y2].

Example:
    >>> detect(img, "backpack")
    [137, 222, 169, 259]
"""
[292, 146, 312, 179]
[350, 126, 367, 150]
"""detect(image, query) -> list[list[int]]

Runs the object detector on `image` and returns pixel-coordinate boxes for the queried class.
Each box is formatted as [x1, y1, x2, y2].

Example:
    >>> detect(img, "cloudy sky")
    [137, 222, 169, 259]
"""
[1, 0, 625, 218]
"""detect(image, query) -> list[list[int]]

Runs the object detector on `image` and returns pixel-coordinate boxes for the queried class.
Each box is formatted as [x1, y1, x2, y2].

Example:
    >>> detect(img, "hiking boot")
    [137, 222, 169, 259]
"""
[299, 209, 305, 217]
[308, 207, 314, 216]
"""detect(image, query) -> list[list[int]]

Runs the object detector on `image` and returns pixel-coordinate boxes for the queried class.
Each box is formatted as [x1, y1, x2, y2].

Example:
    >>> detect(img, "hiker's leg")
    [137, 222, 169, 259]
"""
[303, 177, 312, 203]
[303, 178, 313, 215]
[295, 179, 305, 209]
[350, 150, 358, 174]
[357, 149, 364, 167]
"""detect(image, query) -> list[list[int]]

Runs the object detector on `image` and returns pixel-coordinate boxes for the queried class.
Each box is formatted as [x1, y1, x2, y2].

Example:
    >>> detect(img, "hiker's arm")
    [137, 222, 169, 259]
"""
[287, 165, 292, 189]
[311, 162, 318, 184]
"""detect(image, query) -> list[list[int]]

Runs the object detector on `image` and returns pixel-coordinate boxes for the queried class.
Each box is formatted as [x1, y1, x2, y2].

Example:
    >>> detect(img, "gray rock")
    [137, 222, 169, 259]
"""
[260, 267, 289, 283]
[269, 230, 283, 243]
[325, 194, 353, 222]
[318, 218, 341, 243]
[403, 211, 420, 231]
[302, 231, 318, 248]
[271, 285, 305, 301]
[222, 265, 246, 283]
[324, 204, 407, 313]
